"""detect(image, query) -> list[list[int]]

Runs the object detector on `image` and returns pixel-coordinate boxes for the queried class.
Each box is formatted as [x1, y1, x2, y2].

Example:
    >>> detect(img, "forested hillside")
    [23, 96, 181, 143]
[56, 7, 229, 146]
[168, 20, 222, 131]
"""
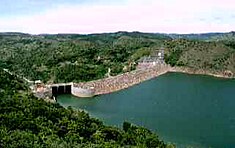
[0, 69, 172, 148]
[0, 31, 234, 147]
[0, 31, 234, 83]
[0, 32, 169, 83]
[164, 39, 235, 73]
[169, 31, 235, 41]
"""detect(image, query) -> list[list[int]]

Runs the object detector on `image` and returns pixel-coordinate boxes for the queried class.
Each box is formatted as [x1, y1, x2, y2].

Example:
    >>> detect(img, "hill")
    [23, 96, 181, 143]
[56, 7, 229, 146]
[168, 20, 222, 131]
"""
[168, 31, 235, 41]
[0, 31, 234, 83]
[164, 39, 235, 74]
[0, 32, 168, 83]
[0, 68, 173, 148]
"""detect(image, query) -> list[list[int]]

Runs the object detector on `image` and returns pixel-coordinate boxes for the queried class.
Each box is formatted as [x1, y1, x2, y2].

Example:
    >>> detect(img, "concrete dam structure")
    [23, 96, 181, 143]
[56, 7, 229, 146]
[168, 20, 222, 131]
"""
[71, 86, 95, 98]
[49, 83, 95, 98]
[46, 64, 171, 98]
[51, 83, 72, 96]
[37, 64, 234, 100]
[74, 64, 172, 95]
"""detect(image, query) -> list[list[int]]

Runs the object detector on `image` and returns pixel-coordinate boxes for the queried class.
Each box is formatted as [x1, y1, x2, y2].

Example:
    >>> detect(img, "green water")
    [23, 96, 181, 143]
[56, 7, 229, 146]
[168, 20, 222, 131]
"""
[57, 72, 235, 148]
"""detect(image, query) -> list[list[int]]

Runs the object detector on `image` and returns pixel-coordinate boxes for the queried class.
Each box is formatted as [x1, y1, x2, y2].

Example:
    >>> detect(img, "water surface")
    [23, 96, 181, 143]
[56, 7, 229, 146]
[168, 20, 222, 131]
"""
[57, 72, 235, 147]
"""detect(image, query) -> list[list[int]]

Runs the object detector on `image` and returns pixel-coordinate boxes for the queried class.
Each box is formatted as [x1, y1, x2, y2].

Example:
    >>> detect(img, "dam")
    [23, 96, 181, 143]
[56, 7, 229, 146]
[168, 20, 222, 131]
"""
[34, 64, 171, 99]
[33, 49, 169, 99]
[47, 83, 95, 98]
[34, 64, 234, 100]
[51, 83, 72, 96]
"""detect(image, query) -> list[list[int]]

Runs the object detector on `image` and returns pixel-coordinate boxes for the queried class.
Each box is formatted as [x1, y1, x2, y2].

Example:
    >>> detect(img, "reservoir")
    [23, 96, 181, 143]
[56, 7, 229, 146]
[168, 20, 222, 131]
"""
[57, 72, 235, 147]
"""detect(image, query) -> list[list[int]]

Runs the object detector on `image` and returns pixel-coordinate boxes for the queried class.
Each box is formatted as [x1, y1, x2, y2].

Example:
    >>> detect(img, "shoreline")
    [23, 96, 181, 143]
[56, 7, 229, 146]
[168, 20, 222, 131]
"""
[74, 64, 171, 96]
[36, 65, 234, 99]
[170, 67, 234, 79]
[73, 65, 234, 97]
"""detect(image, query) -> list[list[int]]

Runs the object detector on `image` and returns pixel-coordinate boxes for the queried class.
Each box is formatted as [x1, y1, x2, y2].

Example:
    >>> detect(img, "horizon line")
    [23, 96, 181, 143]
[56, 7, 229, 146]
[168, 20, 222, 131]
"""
[0, 30, 234, 36]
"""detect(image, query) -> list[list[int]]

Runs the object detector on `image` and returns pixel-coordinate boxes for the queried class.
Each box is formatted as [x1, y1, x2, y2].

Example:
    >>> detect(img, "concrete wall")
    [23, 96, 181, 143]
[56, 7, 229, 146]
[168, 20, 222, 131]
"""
[71, 85, 95, 98]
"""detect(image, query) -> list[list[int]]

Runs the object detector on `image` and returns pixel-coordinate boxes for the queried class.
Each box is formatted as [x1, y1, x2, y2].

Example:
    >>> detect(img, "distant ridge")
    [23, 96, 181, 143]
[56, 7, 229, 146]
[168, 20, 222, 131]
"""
[0, 31, 234, 41]
[0, 32, 30, 36]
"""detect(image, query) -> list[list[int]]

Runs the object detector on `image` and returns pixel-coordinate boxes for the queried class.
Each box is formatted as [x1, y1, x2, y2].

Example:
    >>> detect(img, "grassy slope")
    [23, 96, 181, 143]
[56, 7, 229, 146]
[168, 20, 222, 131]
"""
[164, 39, 235, 73]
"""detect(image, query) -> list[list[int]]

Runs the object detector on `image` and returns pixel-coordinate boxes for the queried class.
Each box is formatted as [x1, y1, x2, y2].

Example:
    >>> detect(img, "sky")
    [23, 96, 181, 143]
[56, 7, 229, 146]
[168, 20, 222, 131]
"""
[0, 0, 234, 34]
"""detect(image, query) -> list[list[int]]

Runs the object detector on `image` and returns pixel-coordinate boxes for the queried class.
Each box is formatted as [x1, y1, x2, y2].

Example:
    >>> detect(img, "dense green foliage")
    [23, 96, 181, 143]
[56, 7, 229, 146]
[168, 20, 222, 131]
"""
[0, 31, 235, 84]
[0, 69, 172, 148]
[165, 32, 235, 72]
[169, 31, 235, 41]
[164, 39, 235, 73]
[1, 31, 234, 147]
[0, 32, 167, 83]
